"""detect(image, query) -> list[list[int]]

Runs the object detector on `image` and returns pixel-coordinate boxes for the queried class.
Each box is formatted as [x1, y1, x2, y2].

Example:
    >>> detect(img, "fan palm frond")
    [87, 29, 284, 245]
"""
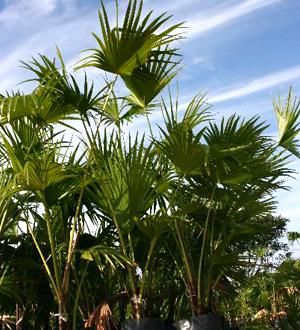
[158, 123, 208, 176]
[22, 52, 105, 119]
[0, 172, 21, 240]
[87, 132, 160, 230]
[157, 93, 211, 176]
[135, 214, 174, 239]
[97, 93, 127, 127]
[0, 268, 21, 302]
[122, 49, 180, 111]
[0, 89, 79, 127]
[76, 0, 184, 75]
[81, 245, 134, 271]
[274, 88, 300, 157]
[203, 114, 293, 185]
[204, 115, 268, 148]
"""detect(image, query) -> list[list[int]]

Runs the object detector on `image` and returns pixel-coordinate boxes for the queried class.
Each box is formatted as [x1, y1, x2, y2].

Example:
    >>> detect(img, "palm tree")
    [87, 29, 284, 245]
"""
[73, 0, 184, 322]
[0, 2, 183, 328]
[155, 91, 296, 322]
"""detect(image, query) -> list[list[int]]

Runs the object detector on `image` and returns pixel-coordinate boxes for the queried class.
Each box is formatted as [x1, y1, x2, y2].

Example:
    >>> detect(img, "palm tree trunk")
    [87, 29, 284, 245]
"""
[58, 298, 69, 330]
[15, 304, 22, 330]
[188, 281, 203, 316]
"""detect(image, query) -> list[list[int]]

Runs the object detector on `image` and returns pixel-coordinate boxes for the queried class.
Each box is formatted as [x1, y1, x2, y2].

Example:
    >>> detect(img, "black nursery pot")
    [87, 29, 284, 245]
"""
[122, 318, 176, 330]
[190, 314, 228, 330]
[175, 314, 230, 330]
[121, 315, 230, 330]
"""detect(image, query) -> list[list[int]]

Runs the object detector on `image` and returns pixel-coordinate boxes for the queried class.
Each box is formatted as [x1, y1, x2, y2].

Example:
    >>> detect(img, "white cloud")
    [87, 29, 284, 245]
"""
[0, 8, 98, 92]
[280, 207, 300, 223]
[0, 32, 56, 91]
[210, 65, 300, 103]
[144, 0, 195, 13]
[35, 0, 57, 12]
[191, 56, 215, 71]
[188, 0, 283, 36]
[0, 0, 57, 23]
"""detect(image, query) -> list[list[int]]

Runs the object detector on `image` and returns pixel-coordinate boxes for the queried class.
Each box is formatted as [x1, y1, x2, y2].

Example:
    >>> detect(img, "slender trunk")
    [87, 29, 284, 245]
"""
[58, 298, 69, 330]
[174, 222, 200, 316]
[138, 237, 157, 317]
[15, 304, 22, 330]
[188, 281, 203, 316]
[113, 218, 138, 319]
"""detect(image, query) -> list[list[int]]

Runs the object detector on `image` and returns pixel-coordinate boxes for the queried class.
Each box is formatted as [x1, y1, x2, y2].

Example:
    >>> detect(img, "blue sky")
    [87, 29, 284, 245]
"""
[1, 0, 300, 255]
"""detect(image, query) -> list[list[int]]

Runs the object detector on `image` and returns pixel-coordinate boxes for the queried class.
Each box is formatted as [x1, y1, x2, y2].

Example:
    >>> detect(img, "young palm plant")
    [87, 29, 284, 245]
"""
[85, 131, 169, 319]
[0, 54, 125, 329]
[155, 91, 295, 325]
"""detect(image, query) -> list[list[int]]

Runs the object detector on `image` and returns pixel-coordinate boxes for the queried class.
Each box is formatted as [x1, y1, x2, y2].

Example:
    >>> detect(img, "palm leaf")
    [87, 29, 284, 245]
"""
[97, 93, 126, 127]
[287, 231, 300, 242]
[21, 52, 105, 120]
[157, 93, 211, 175]
[203, 115, 292, 185]
[274, 88, 300, 157]
[81, 245, 134, 271]
[135, 214, 174, 239]
[76, 0, 183, 75]
[0, 172, 21, 240]
[87, 132, 160, 230]
[122, 49, 180, 110]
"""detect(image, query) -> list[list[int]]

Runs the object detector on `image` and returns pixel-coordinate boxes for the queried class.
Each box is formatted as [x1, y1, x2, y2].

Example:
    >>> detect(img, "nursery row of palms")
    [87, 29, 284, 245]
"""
[0, 1, 300, 329]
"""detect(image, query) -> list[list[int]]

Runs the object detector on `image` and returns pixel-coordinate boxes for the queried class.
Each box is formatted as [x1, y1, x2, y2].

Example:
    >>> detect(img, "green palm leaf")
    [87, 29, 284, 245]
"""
[287, 231, 300, 242]
[157, 93, 211, 175]
[21, 52, 104, 120]
[81, 245, 134, 271]
[87, 132, 160, 230]
[76, 0, 183, 75]
[135, 214, 174, 239]
[97, 93, 127, 127]
[0, 268, 21, 302]
[204, 115, 292, 185]
[0, 90, 79, 127]
[0, 172, 21, 240]
[0, 93, 36, 123]
[274, 88, 300, 157]
[122, 49, 180, 110]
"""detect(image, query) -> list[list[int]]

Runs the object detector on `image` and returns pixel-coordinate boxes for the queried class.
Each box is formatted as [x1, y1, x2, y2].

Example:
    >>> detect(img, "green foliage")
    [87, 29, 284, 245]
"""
[274, 88, 300, 157]
[123, 49, 180, 109]
[76, 0, 183, 76]
[226, 258, 300, 329]
[0, 1, 299, 329]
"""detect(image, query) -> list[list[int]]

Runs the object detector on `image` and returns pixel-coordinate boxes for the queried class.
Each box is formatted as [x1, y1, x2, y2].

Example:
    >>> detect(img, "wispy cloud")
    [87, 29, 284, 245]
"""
[210, 65, 300, 103]
[0, 7, 99, 91]
[0, 0, 57, 23]
[191, 55, 215, 71]
[188, 0, 283, 36]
